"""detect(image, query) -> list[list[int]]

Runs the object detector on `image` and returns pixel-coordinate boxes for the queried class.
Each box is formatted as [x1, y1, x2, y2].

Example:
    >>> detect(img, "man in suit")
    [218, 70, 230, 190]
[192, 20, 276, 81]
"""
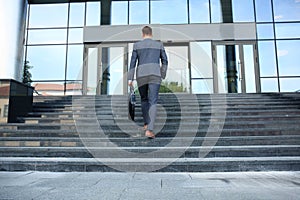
[128, 26, 168, 139]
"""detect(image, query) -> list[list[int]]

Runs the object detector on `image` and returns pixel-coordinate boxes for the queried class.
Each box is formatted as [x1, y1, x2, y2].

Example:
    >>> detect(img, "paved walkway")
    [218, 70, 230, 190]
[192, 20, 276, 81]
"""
[0, 171, 299, 200]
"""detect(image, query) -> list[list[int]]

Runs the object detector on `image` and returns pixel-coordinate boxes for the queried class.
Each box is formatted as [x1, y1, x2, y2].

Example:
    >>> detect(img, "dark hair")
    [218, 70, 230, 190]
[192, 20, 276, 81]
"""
[142, 26, 152, 36]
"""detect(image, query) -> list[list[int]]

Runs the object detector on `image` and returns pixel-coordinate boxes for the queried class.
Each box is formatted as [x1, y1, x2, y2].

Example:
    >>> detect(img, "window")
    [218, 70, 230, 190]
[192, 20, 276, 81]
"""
[27, 45, 67, 80]
[151, 0, 188, 24]
[273, 0, 300, 22]
[256, 24, 274, 39]
[258, 41, 278, 77]
[29, 4, 68, 28]
[255, 0, 273, 22]
[67, 45, 83, 80]
[277, 40, 300, 76]
[189, 0, 210, 23]
[232, 0, 255, 22]
[129, 1, 149, 24]
[68, 28, 83, 44]
[69, 3, 85, 27]
[275, 23, 300, 39]
[190, 42, 213, 78]
[86, 2, 101, 26]
[111, 1, 128, 25]
[27, 29, 67, 45]
[261, 78, 279, 92]
[280, 78, 300, 92]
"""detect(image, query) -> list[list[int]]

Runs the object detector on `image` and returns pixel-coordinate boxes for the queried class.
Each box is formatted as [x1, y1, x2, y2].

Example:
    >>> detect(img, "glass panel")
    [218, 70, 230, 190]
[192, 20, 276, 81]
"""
[280, 78, 300, 92]
[69, 3, 85, 27]
[189, 0, 210, 23]
[243, 45, 256, 93]
[255, 0, 273, 22]
[86, 2, 100, 26]
[29, 4, 68, 28]
[232, 0, 255, 22]
[258, 41, 277, 77]
[277, 40, 300, 76]
[275, 23, 300, 39]
[111, 1, 128, 25]
[104, 47, 125, 95]
[216, 45, 227, 93]
[26, 45, 66, 80]
[87, 48, 98, 95]
[211, 0, 222, 23]
[68, 28, 83, 43]
[273, 0, 300, 22]
[190, 42, 213, 78]
[261, 78, 279, 92]
[256, 24, 274, 39]
[164, 46, 190, 93]
[32, 81, 65, 96]
[151, 0, 188, 24]
[192, 79, 213, 94]
[65, 81, 83, 95]
[67, 45, 83, 80]
[129, 1, 149, 24]
[27, 29, 67, 45]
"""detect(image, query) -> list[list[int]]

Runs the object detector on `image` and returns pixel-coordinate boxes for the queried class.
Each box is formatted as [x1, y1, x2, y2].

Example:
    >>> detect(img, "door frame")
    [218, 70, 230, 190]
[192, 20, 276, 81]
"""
[83, 43, 128, 95]
[212, 40, 260, 93]
[163, 42, 192, 94]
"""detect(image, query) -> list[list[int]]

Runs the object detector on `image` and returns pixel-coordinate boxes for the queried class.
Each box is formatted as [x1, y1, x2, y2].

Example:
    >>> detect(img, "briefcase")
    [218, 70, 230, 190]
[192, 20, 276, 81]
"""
[128, 86, 136, 121]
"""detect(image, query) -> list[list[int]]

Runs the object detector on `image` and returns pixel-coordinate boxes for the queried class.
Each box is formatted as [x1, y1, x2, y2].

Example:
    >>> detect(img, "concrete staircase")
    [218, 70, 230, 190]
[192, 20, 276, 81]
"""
[0, 93, 300, 172]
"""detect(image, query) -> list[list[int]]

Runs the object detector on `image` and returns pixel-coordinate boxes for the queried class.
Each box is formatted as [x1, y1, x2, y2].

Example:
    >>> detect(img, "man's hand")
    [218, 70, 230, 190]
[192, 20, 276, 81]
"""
[128, 80, 133, 87]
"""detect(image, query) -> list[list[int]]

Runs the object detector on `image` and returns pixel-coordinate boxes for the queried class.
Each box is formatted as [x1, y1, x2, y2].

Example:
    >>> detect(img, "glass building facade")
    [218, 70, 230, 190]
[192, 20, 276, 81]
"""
[20, 0, 300, 95]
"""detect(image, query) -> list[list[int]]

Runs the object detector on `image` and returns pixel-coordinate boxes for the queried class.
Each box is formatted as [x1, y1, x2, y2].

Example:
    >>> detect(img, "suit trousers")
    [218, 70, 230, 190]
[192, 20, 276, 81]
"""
[137, 75, 161, 132]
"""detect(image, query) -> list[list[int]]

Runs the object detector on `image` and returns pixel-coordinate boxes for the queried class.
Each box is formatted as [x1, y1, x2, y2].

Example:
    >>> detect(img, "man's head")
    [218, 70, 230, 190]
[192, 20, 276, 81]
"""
[142, 26, 152, 38]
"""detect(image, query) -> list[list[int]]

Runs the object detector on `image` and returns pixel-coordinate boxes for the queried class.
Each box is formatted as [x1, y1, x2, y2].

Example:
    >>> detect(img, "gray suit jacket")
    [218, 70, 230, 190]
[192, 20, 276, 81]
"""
[128, 38, 168, 81]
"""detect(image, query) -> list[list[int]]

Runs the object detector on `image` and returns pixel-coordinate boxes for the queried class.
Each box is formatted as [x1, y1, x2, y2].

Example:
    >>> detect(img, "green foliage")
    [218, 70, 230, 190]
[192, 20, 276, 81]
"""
[159, 81, 186, 93]
[22, 61, 33, 86]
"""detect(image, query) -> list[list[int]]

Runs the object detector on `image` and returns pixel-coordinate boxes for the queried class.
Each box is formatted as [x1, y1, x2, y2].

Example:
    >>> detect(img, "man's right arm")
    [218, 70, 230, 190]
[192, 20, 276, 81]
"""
[128, 44, 138, 86]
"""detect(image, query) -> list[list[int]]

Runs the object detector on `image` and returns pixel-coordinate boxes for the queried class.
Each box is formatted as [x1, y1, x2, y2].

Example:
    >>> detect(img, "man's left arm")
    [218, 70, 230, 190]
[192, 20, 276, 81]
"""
[128, 45, 138, 86]
[160, 44, 168, 79]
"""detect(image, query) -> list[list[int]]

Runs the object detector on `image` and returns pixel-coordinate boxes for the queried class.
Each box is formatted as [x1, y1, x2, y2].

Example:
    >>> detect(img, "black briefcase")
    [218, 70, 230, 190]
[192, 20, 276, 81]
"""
[128, 86, 136, 121]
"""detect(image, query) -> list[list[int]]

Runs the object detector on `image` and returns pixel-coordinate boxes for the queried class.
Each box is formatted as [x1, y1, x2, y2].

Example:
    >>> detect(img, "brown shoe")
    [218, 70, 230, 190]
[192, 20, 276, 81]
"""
[145, 130, 155, 139]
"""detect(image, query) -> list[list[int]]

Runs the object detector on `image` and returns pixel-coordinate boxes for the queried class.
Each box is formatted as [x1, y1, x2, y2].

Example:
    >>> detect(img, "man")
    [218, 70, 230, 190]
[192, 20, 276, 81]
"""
[128, 26, 168, 139]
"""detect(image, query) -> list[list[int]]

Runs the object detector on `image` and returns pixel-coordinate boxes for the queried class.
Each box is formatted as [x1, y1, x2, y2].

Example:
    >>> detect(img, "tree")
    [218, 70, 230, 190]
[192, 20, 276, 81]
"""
[23, 61, 33, 86]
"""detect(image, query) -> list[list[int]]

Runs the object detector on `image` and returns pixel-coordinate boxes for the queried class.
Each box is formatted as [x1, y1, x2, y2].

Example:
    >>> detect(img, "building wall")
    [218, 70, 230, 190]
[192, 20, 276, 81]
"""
[23, 0, 300, 94]
[0, 0, 28, 81]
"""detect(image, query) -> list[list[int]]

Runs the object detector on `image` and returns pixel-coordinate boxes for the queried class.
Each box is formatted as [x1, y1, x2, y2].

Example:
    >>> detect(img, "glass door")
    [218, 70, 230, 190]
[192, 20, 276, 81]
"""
[212, 41, 260, 93]
[163, 43, 191, 93]
[83, 44, 128, 95]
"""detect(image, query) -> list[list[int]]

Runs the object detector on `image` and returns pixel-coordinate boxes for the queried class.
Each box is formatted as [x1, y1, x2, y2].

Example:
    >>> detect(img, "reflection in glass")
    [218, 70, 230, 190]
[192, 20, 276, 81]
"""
[189, 0, 210, 23]
[27, 45, 66, 80]
[275, 23, 300, 39]
[190, 42, 212, 78]
[151, 0, 188, 24]
[261, 78, 279, 92]
[256, 24, 274, 39]
[27, 29, 67, 44]
[129, 1, 149, 24]
[87, 48, 98, 95]
[273, 0, 300, 22]
[86, 2, 100, 26]
[69, 3, 85, 27]
[106, 47, 125, 95]
[192, 79, 213, 94]
[32, 81, 66, 96]
[255, 0, 273, 22]
[280, 78, 300, 92]
[211, 0, 222, 23]
[243, 45, 256, 93]
[111, 1, 128, 25]
[277, 40, 300, 76]
[68, 28, 83, 43]
[258, 41, 277, 77]
[67, 45, 83, 80]
[164, 46, 190, 93]
[29, 4, 68, 28]
[232, 0, 255, 22]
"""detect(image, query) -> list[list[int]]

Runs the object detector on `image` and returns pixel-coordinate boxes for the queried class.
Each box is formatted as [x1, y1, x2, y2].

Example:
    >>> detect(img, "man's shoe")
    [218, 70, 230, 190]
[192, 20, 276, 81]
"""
[145, 130, 155, 139]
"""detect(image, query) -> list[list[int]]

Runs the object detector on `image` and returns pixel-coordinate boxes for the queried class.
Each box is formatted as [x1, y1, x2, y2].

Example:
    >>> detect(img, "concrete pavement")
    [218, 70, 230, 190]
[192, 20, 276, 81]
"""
[0, 171, 299, 200]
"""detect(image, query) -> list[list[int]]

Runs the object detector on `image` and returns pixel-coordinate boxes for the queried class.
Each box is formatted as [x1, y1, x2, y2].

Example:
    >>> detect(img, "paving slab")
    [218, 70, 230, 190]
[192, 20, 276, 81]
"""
[0, 171, 299, 200]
